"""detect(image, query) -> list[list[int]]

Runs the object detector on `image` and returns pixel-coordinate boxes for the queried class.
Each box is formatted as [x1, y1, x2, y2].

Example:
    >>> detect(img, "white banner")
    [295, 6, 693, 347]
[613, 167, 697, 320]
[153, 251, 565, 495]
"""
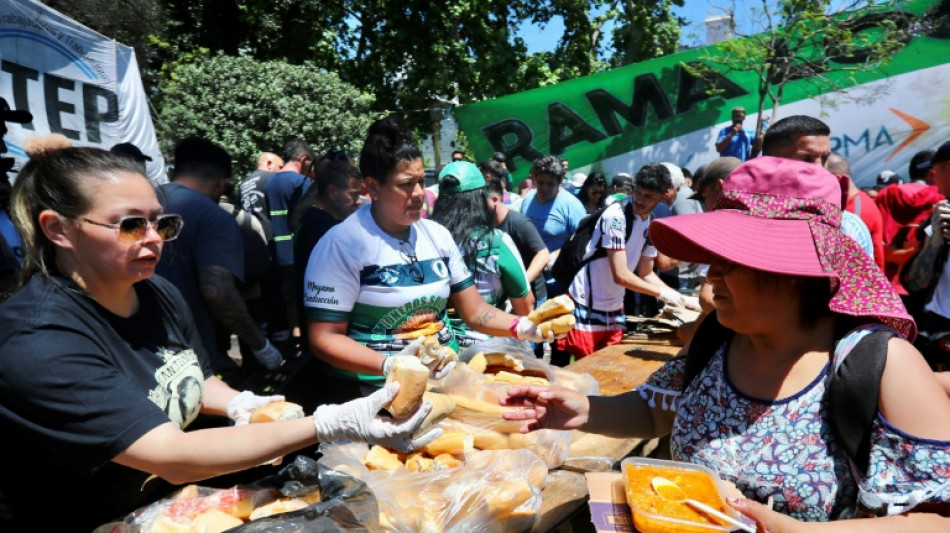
[0, 0, 165, 183]
[573, 63, 950, 190]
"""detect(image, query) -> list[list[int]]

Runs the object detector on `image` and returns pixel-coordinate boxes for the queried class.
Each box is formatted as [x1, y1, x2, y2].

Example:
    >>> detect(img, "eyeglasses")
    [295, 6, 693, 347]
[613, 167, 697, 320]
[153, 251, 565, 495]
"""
[80, 214, 184, 242]
[398, 240, 425, 283]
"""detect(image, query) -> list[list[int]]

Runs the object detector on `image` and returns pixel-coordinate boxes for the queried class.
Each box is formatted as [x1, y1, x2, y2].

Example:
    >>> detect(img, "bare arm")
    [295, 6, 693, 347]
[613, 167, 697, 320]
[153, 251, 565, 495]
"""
[879, 337, 950, 440]
[525, 248, 550, 282]
[605, 249, 664, 297]
[510, 294, 534, 316]
[451, 285, 519, 337]
[198, 265, 266, 350]
[200, 375, 242, 417]
[114, 418, 319, 485]
[309, 320, 387, 375]
[654, 252, 678, 272]
[730, 498, 950, 533]
[715, 126, 738, 153]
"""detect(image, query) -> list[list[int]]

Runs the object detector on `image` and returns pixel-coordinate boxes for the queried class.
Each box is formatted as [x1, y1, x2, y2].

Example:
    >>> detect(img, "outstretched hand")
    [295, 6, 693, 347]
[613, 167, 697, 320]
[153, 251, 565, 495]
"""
[500, 385, 590, 433]
[727, 497, 802, 533]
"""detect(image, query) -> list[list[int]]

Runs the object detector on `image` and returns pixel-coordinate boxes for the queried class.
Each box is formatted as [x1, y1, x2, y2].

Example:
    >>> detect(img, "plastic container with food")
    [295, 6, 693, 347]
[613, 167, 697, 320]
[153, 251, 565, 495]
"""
[621, 457, 748, 533]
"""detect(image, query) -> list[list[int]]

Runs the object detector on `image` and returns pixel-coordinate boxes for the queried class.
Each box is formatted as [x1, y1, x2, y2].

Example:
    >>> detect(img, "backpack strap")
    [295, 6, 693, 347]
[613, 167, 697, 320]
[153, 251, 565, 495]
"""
[682, 310, 733, 390]
[829, 326, 893, 475]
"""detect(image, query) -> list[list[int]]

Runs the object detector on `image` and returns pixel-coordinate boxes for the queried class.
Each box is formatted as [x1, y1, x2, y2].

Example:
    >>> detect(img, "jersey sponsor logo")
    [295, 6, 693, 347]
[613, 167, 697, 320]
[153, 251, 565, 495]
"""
[377, 267, 401, 286]
[371, 295, 448, 341]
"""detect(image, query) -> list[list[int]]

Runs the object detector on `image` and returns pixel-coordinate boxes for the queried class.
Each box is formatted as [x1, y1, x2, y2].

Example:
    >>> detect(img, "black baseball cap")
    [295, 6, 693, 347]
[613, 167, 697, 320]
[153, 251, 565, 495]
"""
[110, 142, 152, 163]
[915, 141, 950, 170]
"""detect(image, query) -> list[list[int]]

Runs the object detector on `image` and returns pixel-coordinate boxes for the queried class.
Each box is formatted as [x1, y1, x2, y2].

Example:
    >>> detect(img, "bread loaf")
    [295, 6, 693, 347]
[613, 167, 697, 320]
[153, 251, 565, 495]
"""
[385, 355, 429, 418]
[483, 353, 524, 372]
[363, 445, 404, 470]
[484, 370, 551, 387]
[414, 392, 455, 438]
[467, 351, 487, 373]
[527, 294, 575, 323]
[538, 313, 576, 337]
[424, 431, 473, 456]
[248, 401, 305, 424]
[448, 393, 516, 415]
[248, 498, 309, 521]
[188, 508, 244, 533]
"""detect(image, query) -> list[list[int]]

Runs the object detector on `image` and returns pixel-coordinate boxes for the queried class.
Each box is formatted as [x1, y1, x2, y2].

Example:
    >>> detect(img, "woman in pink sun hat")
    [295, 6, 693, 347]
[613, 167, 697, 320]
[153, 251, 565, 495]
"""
[504, 157, 950, 530]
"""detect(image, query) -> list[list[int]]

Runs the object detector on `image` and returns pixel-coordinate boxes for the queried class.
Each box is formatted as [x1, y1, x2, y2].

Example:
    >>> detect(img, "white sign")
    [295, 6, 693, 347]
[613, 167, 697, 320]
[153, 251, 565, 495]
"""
[0, 0, 165, 183]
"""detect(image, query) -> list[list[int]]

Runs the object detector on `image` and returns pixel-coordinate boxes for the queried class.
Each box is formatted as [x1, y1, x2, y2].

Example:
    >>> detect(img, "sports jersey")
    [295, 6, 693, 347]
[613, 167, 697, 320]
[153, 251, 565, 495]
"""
[452, 229, 530, 345]
[568, 197, 657, 311]
[303, 204, 473, 381]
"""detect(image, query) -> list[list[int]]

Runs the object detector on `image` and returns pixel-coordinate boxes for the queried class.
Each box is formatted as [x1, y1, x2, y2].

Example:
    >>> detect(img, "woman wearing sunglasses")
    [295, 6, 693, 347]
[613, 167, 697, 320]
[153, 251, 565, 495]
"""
[0, 143, 439, 532]
[304, 116, 568, 404]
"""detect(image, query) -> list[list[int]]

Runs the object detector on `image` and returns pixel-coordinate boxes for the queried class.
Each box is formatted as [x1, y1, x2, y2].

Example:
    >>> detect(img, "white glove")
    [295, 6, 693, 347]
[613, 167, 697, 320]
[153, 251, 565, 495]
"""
[431, 360, 457, 380]
[227, 390, 286, 425]
[384, 338, 456, 380]
[251, 339, 283, 370]
[681, 295, 702, 311]
[314, 382, 443, 452]
[511, 316, 556, 343]
[657, 287, 687, 308]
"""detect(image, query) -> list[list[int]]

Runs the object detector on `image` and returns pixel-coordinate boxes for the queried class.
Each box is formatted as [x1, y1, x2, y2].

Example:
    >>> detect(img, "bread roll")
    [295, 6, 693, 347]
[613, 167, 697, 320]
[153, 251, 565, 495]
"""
[527, 294, 575, 323]
[188, 508, 244, 533]
[483, 353, 524, 372]
[483, 479, 534, 518]
[414, 392, 455, 438]
[484, 370, 551, 387]
[406, 452, 435, 472]
[538, 313, 576, 337]
[432, 453, 461, 469]
[248, 401, 305, 424]
[424, 431, 473, 456]
[396, 321, 443, 340]
[448, 393, 516, 415]
[385, 355, 429, 418]
[467, 351, 487, 373]
[248, 498, 309, 521]
[363, 445, 404, 470]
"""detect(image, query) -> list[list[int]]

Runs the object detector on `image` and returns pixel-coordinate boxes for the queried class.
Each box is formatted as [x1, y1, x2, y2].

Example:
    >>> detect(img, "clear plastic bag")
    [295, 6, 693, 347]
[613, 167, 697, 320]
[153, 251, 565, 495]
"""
[319, 443, 546, 533]
[94, 455, 378, 533]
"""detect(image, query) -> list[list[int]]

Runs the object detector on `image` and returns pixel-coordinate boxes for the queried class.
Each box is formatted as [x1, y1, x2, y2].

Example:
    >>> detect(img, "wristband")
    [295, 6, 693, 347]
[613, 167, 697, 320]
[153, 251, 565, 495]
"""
[509, 317, 521, 338]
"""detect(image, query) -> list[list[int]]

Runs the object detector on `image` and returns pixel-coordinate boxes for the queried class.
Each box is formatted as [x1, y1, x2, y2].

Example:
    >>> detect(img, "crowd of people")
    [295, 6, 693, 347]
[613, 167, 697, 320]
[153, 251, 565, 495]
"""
[0, 99, 949, 531]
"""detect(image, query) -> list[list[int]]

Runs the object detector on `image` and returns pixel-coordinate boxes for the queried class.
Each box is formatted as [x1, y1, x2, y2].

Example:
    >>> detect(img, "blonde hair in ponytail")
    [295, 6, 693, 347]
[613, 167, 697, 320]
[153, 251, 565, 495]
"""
[10, 139, 147, 286]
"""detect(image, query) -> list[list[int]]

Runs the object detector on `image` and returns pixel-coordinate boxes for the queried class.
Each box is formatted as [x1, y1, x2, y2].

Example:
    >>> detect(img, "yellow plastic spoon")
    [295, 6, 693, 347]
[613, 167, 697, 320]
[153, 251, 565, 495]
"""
[651, 476, 756, 533]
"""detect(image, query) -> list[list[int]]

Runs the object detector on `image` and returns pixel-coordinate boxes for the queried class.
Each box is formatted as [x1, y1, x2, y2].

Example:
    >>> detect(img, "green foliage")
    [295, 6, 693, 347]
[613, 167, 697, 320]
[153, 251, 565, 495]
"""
[158, 54, 375, 176]
[608, 0, 686, 67]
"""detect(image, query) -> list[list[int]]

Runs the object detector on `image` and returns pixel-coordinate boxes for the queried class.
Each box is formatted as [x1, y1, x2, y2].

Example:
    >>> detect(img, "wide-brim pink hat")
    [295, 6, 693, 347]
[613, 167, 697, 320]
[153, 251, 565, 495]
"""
[649, 156, 916, 340]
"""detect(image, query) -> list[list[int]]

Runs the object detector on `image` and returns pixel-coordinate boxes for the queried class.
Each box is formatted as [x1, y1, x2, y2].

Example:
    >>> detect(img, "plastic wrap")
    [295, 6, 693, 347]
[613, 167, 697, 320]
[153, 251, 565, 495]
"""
[319, 442, 546, 533]
[94, 455, 377, 533]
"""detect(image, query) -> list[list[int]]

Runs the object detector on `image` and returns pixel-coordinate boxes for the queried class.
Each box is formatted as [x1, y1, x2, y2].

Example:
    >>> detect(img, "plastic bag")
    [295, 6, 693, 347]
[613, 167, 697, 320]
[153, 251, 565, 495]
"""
[94, 455, 377, 533]
[458, 337, 600, 395]
[319, 442, 545, 533]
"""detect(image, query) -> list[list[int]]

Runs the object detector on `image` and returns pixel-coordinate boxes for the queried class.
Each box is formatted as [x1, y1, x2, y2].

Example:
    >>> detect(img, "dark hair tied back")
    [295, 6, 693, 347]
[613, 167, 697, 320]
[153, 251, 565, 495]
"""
[359, 116, 422, 183]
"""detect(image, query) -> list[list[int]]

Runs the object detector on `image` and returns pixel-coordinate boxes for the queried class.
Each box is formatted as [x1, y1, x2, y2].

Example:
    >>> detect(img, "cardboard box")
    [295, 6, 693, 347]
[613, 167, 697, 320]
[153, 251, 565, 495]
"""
[586, 471, 635, 533]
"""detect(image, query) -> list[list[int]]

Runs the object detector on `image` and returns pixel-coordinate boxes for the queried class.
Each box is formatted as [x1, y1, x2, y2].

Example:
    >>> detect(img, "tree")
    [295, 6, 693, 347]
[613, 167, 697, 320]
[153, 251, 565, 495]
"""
[607, 0, 686, 67]
[158, 54, 375, 176]
[685, 0, 925, 139]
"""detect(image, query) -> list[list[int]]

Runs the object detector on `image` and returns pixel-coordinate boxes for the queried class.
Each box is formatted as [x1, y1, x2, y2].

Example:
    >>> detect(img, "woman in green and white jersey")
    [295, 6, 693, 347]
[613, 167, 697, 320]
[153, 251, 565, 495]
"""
[431, 161, 533, 346]
[303, 117, 563, 404]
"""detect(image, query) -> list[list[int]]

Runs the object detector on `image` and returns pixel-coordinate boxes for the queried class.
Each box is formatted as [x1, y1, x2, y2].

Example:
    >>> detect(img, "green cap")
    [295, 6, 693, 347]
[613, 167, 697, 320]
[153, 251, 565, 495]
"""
[438, 161, 485, 194]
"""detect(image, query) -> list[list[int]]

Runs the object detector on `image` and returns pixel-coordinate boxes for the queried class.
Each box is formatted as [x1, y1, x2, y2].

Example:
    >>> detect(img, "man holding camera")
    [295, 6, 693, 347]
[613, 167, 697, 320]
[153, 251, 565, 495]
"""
[714, 106, 763, 162]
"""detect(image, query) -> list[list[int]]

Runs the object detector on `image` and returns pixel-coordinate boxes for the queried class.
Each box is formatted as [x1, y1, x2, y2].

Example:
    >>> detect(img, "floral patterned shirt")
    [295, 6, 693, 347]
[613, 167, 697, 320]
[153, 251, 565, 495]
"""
[638, 340, 950, 521]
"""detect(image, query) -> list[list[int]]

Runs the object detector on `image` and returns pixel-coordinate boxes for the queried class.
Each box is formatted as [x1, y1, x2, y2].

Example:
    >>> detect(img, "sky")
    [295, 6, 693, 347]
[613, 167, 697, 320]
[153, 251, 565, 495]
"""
[520, 1, 741, 54]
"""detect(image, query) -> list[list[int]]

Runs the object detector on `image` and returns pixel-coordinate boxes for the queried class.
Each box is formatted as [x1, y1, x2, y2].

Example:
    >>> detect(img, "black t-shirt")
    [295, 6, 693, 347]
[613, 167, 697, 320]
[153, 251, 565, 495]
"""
[498, 210, 548, 302]
[0, 274, 211, 532]
[294, 206, 343, 346]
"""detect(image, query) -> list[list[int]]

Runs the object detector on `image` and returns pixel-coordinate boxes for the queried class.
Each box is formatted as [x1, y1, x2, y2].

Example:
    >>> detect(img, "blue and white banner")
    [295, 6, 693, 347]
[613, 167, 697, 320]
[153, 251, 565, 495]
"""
[0, 0, 165, 183]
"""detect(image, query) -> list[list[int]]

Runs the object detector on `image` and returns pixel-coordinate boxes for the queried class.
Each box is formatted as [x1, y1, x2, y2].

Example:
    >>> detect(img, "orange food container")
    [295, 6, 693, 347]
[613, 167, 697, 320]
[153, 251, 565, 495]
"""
[621, 457, 746, 533]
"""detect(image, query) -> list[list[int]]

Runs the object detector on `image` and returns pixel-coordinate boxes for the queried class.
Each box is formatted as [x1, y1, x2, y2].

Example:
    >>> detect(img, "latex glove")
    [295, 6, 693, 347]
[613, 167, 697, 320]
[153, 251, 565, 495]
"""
[681, 295, 702, 312]
[251, 339, 283, 370]
[381, 337, 425, 376]
[657, 287, 687, 308]
[227, 390, 287, 425]
[510, 316, 556, 343]
[431, 360, 457, 380]
[314, 382, 443, 452]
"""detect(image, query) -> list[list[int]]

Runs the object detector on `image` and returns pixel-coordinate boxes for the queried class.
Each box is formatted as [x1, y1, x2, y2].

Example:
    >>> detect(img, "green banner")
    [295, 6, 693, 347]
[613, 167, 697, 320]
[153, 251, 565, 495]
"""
[454, 0, 950, 182]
